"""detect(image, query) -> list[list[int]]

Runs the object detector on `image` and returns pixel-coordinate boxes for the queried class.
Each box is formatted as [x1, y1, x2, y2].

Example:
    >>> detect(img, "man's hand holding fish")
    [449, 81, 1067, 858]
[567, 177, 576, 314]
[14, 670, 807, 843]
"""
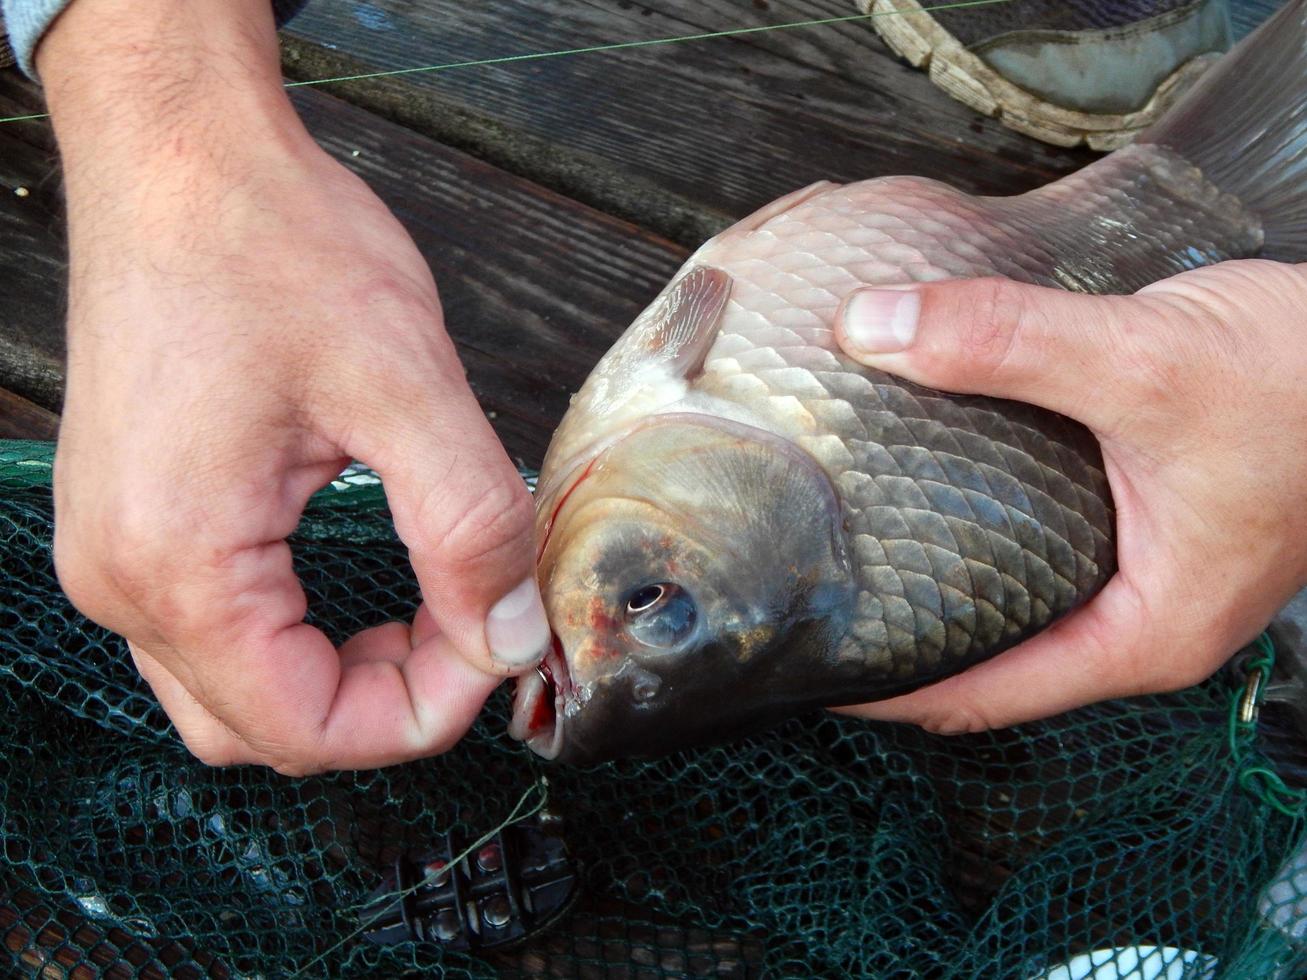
[36, 0, 553, 775]
[834, 260, 1307, 733]
[13, 0, 1307, 768]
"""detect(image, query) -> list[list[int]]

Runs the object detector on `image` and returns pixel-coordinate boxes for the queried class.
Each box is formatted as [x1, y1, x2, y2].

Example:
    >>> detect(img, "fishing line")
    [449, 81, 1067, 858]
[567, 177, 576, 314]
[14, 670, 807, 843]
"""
[289, 775, 550, 979]
[0, 0, 1010, 125]
[0, 1, 984, 949]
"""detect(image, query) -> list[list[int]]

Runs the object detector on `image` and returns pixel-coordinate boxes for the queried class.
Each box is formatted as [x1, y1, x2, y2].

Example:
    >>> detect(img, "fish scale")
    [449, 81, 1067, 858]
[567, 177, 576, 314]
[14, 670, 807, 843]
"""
[684, 173, 1150, 682]
[519, 3, 1307, 762]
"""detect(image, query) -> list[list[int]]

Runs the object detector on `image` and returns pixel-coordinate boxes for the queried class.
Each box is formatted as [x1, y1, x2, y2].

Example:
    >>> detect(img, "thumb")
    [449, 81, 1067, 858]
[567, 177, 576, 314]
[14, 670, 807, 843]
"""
[834, 278, 1152, 432]
[366, 395, 550, 677]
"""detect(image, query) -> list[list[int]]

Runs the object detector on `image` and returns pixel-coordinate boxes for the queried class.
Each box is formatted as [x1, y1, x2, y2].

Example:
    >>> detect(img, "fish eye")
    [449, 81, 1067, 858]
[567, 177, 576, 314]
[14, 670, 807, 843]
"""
[623, 583, 697, 648]
[626, 584, 665, 614]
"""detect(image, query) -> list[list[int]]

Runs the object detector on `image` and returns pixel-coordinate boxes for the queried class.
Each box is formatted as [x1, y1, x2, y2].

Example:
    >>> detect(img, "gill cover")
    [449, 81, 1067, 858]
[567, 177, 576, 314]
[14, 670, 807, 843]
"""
[538, 417, 855, 763]
[537, 266, 731, 510]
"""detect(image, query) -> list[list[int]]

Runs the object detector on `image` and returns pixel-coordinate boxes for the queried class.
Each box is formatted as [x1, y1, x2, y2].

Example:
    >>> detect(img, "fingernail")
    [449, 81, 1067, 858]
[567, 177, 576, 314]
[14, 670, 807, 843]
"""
[842, 288, 921, 353]
[486, 577, 551, 667]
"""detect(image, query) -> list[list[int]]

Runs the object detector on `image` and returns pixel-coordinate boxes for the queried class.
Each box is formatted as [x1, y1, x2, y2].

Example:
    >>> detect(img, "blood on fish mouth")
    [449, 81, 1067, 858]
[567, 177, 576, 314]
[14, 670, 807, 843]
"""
[530, 660, 557, 732]
[509, 634, 569, 758]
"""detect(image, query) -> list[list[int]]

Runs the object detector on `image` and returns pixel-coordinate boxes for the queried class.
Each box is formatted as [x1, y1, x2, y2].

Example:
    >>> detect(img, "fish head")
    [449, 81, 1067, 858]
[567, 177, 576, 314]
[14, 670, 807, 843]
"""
[512, 415, 855, 764]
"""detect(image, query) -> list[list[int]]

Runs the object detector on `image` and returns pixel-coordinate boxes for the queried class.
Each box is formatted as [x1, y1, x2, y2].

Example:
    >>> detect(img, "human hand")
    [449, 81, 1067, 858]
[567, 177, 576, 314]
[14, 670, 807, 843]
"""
[42, 0, 549, 774]
[831, 260, 1307, 733]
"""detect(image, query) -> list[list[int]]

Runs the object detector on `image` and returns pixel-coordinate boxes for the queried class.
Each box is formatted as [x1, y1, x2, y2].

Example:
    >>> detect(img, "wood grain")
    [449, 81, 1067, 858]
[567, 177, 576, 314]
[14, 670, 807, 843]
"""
[0, 76, 685, 466]
[0, 73, 66, 415]
[0, 387, 58, 440]
[280, 0, 1099, 245]
[289, 88, 688, 465]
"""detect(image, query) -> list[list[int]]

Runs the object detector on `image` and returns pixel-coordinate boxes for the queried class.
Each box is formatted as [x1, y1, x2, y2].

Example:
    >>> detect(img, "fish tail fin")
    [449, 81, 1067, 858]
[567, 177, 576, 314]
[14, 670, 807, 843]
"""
[1138, 0, 1307, 259]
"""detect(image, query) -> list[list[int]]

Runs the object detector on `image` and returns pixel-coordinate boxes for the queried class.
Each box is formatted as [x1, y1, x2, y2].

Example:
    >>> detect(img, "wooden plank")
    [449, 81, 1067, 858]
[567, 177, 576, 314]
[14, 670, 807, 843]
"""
[1232, 0, 1288, 39]
[0, 73, 66, 415]
[292, 89, 687, 465]
[0, 387, 58, 440]
[0, 74, 686, 466]
[279, 0, 1099, 246]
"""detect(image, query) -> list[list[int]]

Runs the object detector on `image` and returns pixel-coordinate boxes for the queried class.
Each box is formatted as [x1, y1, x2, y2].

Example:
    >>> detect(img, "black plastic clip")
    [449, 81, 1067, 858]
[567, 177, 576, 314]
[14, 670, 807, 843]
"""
[359, 809, 579, 953]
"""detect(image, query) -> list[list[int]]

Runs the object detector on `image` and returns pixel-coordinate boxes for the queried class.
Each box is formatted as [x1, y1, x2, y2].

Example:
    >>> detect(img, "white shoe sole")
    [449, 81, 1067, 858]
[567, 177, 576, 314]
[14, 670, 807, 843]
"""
[861, 0, 1222, 150]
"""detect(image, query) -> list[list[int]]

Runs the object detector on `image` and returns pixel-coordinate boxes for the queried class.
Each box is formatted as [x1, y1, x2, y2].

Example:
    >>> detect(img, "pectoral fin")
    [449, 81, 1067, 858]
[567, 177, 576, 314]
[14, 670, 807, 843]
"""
[543, 266, 732, 473]
[623, 265, 731, 381]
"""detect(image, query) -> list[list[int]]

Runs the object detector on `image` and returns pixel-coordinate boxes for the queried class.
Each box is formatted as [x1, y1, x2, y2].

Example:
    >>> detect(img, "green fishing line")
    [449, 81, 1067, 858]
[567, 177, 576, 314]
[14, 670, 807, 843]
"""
[281, 0, 1009, 88]
[0, 110, 47, 123]
[0, 0, 1011, 125]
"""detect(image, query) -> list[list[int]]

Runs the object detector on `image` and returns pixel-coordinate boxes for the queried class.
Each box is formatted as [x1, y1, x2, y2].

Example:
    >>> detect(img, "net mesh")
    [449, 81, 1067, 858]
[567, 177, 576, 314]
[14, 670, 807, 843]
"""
[2, 438, 1304, 980]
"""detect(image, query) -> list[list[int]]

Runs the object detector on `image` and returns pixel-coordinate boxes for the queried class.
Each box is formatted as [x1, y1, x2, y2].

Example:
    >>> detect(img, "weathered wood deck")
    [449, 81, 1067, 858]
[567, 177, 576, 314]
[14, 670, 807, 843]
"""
[0, 0, 1108, 438]
[0, 0, 1288, 975]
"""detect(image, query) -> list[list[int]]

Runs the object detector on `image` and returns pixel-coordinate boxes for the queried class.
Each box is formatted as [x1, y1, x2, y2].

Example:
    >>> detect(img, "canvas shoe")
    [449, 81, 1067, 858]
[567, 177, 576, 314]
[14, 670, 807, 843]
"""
[861, 0, 1232, 148]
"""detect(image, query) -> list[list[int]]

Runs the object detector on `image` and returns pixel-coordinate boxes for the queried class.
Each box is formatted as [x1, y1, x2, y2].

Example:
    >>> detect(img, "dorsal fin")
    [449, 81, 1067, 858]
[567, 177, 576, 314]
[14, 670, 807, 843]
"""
[712, 180, 841, 244]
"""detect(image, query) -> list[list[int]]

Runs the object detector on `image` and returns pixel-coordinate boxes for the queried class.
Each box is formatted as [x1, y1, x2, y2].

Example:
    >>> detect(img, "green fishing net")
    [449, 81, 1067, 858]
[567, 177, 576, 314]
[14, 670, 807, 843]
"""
[2, 438, 1304, 979]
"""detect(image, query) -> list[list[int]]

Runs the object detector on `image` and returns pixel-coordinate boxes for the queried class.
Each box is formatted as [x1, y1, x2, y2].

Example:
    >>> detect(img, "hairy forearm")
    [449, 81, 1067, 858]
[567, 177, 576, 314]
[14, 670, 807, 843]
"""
[36, 0, 328, 301]
[39, 0, 309, 193]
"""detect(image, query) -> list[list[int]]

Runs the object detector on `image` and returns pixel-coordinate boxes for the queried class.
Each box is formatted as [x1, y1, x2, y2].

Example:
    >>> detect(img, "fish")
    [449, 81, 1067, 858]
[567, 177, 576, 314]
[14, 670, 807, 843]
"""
[508, 0, 1307, 764]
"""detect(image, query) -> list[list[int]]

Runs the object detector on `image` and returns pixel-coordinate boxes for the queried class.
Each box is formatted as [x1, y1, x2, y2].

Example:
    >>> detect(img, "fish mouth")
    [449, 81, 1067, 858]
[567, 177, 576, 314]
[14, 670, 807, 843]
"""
[508, 634, 571, 759]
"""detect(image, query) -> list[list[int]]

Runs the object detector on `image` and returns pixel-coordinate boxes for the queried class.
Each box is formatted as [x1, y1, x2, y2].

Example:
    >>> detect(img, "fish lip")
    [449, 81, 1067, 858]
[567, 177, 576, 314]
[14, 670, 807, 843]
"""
[508, 638, 571, 759]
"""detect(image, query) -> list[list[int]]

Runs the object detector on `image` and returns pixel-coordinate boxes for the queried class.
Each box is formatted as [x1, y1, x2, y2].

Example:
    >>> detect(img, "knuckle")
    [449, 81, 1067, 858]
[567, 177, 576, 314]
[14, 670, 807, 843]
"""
[53, 509, 168, 625]
[1120, 306, 1227, 404]
[221, 714, 326, 777]
[953, 279, 1028, 385]
[1093, 645, 1148, 698]
[270, 758, 324, 778]
[1077, 613, 1150, 697]
[419, 722, 467, 757]
[1150, 626, 1227, 692]
[921, 702, 995, 736]
[173, 724, 246, 768]
[1123, 266, 1285, 402]
[238, 729, 327, 777]
[405, 732, 458, 762]
[52, 534, 111, 619]
[183, 739, 244, 769]
[1166, 656, 1220, 692]
[1078, 613, 1215, 700]
[423, 478, 535, 571]
[100, 500, 173, 582]
[355, 280, 453, 365]
[351, 272, 440, 323]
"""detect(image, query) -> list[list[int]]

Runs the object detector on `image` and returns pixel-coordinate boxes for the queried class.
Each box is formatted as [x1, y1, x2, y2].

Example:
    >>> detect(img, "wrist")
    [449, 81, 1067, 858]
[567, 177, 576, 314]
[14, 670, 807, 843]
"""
[39, 0, 313, 192]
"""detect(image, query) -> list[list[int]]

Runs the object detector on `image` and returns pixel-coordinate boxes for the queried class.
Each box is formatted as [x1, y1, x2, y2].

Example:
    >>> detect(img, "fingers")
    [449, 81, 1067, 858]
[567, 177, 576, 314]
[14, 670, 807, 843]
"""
[136, 617, 498, 772]
[365, 375, 550, 678]
[130, 641, 258, 766]
[57, 457, 502, 773]
[120, 519, 503, 770]
[44, 133, 536, 775]
[310, 622, 502, 770]
[834, 573, 1235, 733]
[834, 278, 1165, 433]
[831, 260, 1307, 734]
[337, 603, 438, 667]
